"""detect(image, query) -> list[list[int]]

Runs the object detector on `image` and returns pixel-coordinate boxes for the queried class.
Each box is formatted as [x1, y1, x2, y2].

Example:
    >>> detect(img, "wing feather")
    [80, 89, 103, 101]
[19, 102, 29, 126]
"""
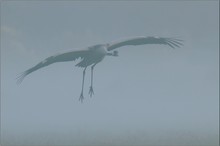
[16, 50, 87, 84]
[168, 38, 184, 45]
[166, 40, 180, 48]
[107, 36, 183, 51]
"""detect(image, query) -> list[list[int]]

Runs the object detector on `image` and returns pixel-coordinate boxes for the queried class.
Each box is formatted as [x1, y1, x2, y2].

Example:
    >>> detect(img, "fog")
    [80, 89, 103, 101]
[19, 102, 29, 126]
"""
[1, 1, 219, 146]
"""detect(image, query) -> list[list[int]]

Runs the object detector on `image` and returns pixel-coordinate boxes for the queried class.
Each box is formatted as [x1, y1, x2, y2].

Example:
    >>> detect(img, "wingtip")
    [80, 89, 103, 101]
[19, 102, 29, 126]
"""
[16, 71, 28, 85]
[165, 38, 184, 49]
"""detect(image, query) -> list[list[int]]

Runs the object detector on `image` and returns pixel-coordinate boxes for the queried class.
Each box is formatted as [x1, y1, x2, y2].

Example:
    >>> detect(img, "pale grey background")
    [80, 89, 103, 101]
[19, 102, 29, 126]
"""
[1, 1, 219, 146]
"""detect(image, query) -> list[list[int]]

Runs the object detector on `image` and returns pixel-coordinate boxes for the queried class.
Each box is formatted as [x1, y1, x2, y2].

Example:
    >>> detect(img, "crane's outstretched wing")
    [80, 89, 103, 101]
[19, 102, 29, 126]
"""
[16, 50, 88, 84]
[107, 36, 183, 51]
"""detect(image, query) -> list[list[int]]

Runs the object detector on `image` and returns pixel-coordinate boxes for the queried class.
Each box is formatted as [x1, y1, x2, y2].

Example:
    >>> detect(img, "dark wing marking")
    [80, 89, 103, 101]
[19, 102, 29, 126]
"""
[16, 50, 88, 84]
[107, 36, 183, 51]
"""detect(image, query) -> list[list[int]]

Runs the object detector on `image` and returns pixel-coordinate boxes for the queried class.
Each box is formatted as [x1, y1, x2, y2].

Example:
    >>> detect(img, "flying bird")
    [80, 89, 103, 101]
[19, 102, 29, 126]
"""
[17, 36, 183, 102]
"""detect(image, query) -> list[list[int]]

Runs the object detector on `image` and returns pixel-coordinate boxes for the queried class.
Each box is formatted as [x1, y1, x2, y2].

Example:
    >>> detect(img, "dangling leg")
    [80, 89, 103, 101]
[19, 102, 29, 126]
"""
[89, 63, 97, 97]
[79, 67, 87, 103]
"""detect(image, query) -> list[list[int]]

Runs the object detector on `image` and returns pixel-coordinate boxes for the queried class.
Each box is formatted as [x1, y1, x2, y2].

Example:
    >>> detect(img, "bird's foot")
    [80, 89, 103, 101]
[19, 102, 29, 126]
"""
[88, 86, 94, 97]
[79, 93, 84, 103]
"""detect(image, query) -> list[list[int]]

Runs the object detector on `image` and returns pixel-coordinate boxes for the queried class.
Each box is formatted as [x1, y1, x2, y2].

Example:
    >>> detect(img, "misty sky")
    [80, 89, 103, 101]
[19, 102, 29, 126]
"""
[1, 1, 219, 146]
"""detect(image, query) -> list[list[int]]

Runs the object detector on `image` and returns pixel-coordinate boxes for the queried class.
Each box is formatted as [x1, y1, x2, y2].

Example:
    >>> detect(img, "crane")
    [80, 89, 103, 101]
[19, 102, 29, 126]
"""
[17, 36, 183, 102]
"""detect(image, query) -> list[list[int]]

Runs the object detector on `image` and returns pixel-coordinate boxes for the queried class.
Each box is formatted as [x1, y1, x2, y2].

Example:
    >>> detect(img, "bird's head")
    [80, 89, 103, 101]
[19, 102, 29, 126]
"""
[107, 51, 119, 57]
[113, 51, 119, 56]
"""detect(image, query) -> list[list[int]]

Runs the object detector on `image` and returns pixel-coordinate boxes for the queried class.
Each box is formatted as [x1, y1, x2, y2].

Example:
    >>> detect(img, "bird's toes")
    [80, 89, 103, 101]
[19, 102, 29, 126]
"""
[79, 93, 84, 103]
[89, 86, 94, 97]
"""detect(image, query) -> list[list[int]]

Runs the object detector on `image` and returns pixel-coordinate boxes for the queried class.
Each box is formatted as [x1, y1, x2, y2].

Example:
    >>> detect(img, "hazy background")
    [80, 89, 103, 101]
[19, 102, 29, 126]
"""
[1, 1, 219, 146]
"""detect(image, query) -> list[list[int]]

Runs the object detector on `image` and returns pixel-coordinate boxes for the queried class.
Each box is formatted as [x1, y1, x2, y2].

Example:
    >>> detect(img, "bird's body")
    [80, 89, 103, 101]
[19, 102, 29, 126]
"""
[17, 36, 183, 102]
[76, 44, 107, 67]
